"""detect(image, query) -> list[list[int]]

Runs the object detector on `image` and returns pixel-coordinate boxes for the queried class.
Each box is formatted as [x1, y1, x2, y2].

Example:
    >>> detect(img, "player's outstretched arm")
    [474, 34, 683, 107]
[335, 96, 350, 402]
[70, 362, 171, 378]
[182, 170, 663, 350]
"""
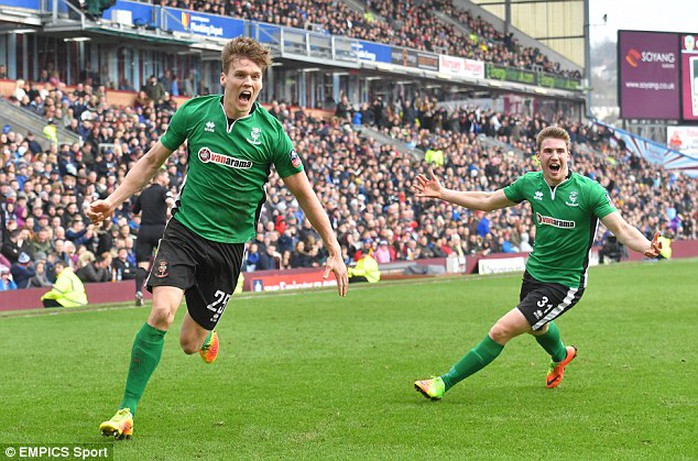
[86, 141, 173, 225]
[413, 169, 515, 211]
[282, 171, 348, 297]
[601, 211, 662, 257]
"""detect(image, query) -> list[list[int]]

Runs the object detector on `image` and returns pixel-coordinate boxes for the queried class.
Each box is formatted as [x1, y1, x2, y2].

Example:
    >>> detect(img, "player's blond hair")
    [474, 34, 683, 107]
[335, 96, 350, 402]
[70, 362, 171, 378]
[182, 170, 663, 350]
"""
[221, 37, 272, 74]
[536, 126, 571, 153]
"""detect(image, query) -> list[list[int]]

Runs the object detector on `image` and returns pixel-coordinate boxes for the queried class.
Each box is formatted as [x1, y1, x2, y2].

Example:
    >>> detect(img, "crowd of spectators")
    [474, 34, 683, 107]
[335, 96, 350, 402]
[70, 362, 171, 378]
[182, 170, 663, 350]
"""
[1, 75, 695, 292]
[154, 0, 580, 78]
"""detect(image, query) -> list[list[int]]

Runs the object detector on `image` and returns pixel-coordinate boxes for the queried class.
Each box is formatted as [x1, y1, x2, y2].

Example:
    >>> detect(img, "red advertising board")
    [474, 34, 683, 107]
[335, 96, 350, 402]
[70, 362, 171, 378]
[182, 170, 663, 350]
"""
[248, 269, 337, 293]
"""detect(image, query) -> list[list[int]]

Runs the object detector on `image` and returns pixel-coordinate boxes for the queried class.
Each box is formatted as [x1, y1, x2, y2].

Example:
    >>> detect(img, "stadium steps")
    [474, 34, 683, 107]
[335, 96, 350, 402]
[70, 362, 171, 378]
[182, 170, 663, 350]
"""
[358, 125, 425, 160]
[476, 133, 526, 159]
[0, 98, 82, 150]
[431, 9, 472, 36]
[340, 0, 389, 25]
[573, 141, 613, 164]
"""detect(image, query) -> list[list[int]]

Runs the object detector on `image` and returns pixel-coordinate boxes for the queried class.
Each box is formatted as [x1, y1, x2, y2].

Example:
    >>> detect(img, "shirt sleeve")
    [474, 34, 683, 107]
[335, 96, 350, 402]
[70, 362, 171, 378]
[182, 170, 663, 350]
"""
[160, 102, 189, 151]
[589, 181, 617, 218]
[503, 174, 527, 203]
[271, 129, 304, 179]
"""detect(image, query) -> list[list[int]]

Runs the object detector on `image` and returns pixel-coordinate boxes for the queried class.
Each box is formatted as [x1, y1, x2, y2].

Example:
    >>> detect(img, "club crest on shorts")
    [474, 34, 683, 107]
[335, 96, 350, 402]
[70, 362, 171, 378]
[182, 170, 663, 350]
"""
[154, 260, 169, 278]
[289, 148, 302, 168]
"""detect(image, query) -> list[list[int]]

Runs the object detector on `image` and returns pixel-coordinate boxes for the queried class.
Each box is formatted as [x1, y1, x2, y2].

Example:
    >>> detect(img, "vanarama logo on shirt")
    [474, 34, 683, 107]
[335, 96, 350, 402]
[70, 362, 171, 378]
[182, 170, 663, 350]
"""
[197, 147, 253, 169]
[536, 212, 576, 229]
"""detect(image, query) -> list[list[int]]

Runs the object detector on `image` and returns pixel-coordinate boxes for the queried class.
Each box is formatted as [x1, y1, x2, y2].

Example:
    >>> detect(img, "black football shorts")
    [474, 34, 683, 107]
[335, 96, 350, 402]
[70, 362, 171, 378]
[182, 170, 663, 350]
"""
[135, 224, 166, 263]
[146, 218, 245, 330]
[516, 271, 585, 331]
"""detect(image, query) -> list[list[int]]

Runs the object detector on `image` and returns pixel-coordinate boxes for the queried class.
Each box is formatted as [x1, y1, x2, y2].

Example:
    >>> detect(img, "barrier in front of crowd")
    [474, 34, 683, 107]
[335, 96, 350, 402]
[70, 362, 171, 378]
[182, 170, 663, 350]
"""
[1, 240, 696, 312]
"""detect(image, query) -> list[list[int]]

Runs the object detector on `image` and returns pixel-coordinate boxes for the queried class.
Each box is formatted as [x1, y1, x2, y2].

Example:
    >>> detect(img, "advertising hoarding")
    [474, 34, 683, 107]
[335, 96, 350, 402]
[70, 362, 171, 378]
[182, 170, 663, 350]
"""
[165, 7, 243, 39]
[667, 126, 698, 155]
[680, 34, 698, 121]
[618, 30, 680, 120]
[390, 47, 438, 71]
[485, 63, 535, 85]
[249, 270, 338, 293]
[353, 41, 392, 63]
[438, 55, 485, 79]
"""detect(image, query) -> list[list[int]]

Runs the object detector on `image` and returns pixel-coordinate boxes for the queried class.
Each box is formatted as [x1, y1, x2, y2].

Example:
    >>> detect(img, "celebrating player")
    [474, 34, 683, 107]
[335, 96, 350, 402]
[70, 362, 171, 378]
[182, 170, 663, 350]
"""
[88, 36, 348, 439]
[412, 126, 661, 400]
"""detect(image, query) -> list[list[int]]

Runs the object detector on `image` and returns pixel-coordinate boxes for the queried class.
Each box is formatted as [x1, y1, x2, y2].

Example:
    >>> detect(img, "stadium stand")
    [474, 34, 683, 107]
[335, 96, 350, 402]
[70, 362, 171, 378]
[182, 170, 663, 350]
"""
[153, 0, 579, 77]
[1, 73, 695, 290]
[0, 0, 695, 291]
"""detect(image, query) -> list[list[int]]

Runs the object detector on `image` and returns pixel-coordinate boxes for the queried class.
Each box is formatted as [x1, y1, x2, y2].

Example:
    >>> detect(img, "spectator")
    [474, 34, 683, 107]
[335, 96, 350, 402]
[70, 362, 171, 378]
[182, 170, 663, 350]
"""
[257, 244, 281, 271]
[76, 251, 112, 283]
[373, 240, 394, 264]
[289, 240, 314, 268]
[142, 75, 166, 105]
[598, 235, 622, 264]
[335, 95, 350, 122]
[40, 260, 88, 307]
[10, 251, 35, 288]
[1, 229, 32, 264]
[245, 242, 260, 272]
[31, 227, 53, 258]
[65, 216, 96, 248]
[0, 265, 17, 290]
[519, 232, 533, 253]
[28, 260, 53, 288]
[112, 247, 136, 280]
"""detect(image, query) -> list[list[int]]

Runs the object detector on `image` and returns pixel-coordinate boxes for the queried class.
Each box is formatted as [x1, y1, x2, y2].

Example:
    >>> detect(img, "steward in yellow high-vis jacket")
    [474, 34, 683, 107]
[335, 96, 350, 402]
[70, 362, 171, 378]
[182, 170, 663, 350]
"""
[41, 261, 88, 308]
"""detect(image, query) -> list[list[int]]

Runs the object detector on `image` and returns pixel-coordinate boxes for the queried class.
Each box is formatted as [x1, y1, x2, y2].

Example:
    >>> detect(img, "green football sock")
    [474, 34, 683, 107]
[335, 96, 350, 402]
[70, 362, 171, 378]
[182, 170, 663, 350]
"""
[202, 330, 213, 349]
[119, 323, 167, 415]
[534, 321, 567, 363]
[441, 335, 504, 392]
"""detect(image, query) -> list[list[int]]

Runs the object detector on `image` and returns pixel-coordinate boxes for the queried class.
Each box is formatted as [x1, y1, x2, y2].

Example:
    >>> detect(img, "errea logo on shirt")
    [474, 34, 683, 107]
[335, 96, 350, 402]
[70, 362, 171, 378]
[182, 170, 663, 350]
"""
[204, 121, 215, 133]
[198, 147, 253, 169]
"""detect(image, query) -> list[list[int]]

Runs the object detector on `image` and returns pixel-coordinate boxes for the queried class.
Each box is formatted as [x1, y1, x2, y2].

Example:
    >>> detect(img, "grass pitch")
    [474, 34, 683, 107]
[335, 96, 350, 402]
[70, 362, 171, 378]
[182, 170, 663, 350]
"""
[1, 259, 696, 460]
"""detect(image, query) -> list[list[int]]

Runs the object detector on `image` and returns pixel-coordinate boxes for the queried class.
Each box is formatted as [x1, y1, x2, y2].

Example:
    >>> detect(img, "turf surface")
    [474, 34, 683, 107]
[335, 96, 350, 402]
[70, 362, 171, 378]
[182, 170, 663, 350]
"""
[1, 258, 696, 460]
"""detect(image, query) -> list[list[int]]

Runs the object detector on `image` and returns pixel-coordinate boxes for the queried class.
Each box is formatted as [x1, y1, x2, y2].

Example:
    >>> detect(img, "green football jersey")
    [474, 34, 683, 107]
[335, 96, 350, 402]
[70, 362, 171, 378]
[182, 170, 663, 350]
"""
[503, 171, 616, 288]
[160, 96, 303, 243]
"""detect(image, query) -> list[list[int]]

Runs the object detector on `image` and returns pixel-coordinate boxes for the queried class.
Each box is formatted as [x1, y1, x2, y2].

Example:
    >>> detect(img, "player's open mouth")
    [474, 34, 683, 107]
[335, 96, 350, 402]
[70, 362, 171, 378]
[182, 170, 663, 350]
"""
[239, 91, 252, 104]
[549, 163, 561, 173]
